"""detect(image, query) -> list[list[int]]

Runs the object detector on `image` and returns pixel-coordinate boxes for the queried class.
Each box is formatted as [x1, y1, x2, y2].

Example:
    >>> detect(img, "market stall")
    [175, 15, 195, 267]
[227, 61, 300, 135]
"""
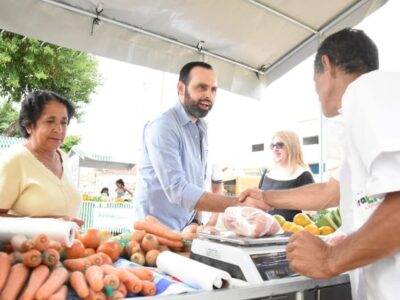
[79, 201, 135, 234]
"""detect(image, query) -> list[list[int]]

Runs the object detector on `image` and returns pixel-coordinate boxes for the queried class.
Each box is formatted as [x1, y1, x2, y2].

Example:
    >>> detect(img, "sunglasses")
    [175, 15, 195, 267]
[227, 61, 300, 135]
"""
[270, 141, 285, 150]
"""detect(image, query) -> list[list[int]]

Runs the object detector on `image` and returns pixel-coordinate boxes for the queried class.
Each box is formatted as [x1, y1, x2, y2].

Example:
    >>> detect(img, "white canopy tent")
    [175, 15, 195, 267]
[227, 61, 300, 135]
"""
[0, 0, 387, 100]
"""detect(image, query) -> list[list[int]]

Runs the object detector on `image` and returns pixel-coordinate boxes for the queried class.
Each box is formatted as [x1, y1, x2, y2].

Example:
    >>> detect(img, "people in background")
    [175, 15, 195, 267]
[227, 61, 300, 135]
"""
[240, 28, 400, 299]
[0, 90, 83, 226]
[258, 130, 314, 221]
[134, 61, 268, 230]
[100, 187, 109, 197]
[115, 178, 133, 198]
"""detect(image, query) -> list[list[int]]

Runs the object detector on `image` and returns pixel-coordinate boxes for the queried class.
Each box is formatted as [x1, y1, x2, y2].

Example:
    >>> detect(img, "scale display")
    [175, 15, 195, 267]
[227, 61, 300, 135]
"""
[251, 251, 296, 280]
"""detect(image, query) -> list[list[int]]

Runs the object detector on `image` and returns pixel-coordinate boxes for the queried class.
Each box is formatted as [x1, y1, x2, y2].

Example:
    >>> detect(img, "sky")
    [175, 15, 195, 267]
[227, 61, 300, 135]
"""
[69, 0, 400, 167]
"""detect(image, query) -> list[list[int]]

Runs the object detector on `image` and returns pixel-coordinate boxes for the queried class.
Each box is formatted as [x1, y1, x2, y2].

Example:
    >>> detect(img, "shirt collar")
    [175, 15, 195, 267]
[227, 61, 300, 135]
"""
[174, 102, 207, 131]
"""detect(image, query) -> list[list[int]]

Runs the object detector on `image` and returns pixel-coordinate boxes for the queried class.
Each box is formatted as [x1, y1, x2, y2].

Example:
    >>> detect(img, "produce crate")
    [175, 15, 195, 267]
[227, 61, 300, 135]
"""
[79, 201, 135, 234]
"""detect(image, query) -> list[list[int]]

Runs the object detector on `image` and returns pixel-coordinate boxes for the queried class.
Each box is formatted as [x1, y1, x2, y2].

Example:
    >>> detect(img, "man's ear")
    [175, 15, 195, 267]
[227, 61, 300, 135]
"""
[177, 81, 185, 97]
[321, 55, 336, 77]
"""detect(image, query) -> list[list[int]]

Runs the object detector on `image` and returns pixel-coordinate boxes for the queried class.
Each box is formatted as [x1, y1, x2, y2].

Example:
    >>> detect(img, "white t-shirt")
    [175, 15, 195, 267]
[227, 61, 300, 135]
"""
[340, 71, 400, 300]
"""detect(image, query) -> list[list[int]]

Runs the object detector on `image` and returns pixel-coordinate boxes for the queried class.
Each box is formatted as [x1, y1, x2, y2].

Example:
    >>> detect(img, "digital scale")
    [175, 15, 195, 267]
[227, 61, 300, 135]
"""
[190, 230, 297, 283]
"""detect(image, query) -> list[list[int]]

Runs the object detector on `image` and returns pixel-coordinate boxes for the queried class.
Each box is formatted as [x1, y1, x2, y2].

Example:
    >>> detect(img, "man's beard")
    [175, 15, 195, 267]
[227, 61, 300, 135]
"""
[183, 88, 213, 119]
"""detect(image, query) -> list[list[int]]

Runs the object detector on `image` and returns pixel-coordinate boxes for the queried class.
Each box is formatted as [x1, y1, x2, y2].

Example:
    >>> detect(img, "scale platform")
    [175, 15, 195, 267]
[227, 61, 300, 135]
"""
[190, 230, 297, 283]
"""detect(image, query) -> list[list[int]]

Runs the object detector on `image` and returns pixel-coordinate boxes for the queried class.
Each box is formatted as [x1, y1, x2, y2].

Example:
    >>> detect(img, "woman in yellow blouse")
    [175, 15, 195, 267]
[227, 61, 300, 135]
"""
[0, 90, 83, 226]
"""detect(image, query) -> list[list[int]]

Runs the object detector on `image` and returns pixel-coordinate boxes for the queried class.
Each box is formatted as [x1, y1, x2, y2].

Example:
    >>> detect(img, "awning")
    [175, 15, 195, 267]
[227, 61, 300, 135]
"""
[0, 0, 387, 100]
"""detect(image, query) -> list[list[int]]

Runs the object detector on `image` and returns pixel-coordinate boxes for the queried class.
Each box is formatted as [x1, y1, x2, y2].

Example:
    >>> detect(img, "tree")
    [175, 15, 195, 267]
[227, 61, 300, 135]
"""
[0, 30, 102, 136]
[60, 135, 81, 153]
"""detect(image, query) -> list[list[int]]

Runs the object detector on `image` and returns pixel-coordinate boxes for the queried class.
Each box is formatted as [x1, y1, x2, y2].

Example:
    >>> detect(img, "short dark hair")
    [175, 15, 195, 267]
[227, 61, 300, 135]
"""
[314, 28, 379, 74]
[179, 61, 213, 85]
[18, 90, 75, 138]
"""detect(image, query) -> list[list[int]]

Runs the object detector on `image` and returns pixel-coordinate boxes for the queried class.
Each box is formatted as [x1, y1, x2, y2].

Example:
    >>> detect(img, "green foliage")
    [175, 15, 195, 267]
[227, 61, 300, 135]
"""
[0, 101, 20, 136]
[0, 31, 103, 135]
[60, 135, 81, 153]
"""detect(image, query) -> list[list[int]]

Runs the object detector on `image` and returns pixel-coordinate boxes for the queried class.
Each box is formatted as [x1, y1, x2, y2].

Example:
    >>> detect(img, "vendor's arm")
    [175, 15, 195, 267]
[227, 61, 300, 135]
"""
[239, 177, 340, 211]
[287, 191, 400, 279]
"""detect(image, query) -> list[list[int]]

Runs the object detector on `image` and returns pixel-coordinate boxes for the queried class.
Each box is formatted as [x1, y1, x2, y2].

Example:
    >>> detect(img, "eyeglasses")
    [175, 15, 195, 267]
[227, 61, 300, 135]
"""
[270, 142, 285, 150]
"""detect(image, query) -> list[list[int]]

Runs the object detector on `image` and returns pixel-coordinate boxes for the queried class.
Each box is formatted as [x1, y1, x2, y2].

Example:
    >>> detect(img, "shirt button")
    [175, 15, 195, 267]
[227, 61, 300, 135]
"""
[195, 135, 198, 138]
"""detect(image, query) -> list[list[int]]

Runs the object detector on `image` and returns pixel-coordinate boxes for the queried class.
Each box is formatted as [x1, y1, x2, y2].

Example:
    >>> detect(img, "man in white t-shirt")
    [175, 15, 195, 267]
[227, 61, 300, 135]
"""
[240, 28, 400, 300]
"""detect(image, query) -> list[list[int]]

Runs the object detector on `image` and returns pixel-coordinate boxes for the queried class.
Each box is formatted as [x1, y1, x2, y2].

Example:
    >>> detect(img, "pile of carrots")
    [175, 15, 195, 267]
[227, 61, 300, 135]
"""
[0, 231, 157, 300]
[123, 215, 189, 265]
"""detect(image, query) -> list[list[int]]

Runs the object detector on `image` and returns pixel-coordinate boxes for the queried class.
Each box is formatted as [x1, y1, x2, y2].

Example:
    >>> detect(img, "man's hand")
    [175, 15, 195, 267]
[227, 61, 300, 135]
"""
[238, 188, 271, 211]
[286, 231, 337, 279]
[239, 196, 271, 211]
[239, 188, 264, 203]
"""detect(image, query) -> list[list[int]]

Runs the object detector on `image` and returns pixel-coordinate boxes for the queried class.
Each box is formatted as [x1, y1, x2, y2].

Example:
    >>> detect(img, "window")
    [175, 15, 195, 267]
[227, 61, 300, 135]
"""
[303, 135, 319, 145]
[252, 143, 264, 152]
[309, 163, 325, 174]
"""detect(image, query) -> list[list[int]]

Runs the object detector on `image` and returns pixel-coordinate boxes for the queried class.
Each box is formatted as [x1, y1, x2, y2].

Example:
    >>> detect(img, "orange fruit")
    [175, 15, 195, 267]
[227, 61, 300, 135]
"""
[274, 215, 286, 227]
[282, 221, 295, 232]
[319, 226, 335, 235]
[290, 225, 304, 233]
[304, 224, 320, 235]
[293, 213, 313, 227]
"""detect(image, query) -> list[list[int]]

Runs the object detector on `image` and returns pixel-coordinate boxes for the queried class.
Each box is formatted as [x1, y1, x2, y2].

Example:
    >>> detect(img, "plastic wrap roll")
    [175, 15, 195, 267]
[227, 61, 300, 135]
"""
[0, 217, 79, 247]
[156, 251, 232, 290]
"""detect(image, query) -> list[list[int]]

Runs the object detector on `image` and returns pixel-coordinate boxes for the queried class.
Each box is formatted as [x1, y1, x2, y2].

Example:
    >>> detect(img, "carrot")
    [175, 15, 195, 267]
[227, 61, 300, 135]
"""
[145, 215, 169, 229]
[134, 221, 181, 241]
[103, 274, 119, 290]
[48, 285, 68, 300]
[95, 252, 112, 265]
[140, 280, 157, 296]
[0, 263, 30, 300]
[35, 267, 69, 300]
[86, 254, 103, 266]
[19, 265, 50, 300]
[10, 234, 34, 252]
[33, 234, 50, 252]
[12, 249, 42, 268]
[42, 248, 60, 267]
[62, 257, 92, 271]
[99, 264, 119, 276]
[103, 274, 120, 295]
[116, 282, 127, 298]
[125, 267, 154, 281]
[109, 290, 125, 300]
[85, 265, 104, 292]
[118, 270, 142, 294]
[83, 248, 96, 257]
[48, 241, 62, 251]
[84, 289, 106, 300]
[154, 235, 184, 248]
[0, 252, 12, 293]
[69, 271, 90, 299]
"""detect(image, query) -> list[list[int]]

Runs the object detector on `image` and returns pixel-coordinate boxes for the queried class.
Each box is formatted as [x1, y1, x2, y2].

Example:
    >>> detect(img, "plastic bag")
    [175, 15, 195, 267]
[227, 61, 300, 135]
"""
[222, 207, 283, 238]
[321, 226, 346, 246]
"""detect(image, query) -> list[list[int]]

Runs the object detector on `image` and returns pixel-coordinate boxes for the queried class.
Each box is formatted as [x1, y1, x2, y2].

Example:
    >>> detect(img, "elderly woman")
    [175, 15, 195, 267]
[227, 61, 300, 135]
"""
[258, 130, 314, 221]
[0, 90, 83, 226]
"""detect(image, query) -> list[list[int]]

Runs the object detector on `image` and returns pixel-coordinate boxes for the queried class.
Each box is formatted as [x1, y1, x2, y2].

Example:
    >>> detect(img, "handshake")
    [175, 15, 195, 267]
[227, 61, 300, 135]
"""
[237, 188, 271, 211]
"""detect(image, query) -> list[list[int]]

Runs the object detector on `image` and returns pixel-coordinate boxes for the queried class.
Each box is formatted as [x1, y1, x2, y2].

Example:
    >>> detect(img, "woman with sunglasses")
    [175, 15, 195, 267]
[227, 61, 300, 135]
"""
[258, 130, 314, 221]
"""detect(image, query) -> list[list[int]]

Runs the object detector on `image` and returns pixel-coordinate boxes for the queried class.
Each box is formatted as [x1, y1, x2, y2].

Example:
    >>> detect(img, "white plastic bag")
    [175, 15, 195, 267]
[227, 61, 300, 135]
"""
[223, 207, 283, 238]
[321, 226, 346, 246]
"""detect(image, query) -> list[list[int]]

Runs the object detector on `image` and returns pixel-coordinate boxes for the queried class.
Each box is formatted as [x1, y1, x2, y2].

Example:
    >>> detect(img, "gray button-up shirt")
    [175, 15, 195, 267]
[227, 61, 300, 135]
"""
[134, 102, 208, 230]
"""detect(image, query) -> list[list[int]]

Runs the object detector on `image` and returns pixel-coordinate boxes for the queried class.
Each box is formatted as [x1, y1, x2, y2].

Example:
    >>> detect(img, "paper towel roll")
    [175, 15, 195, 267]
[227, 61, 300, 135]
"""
[156, 251, 232, 290]
[0, 217, 79, 247]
